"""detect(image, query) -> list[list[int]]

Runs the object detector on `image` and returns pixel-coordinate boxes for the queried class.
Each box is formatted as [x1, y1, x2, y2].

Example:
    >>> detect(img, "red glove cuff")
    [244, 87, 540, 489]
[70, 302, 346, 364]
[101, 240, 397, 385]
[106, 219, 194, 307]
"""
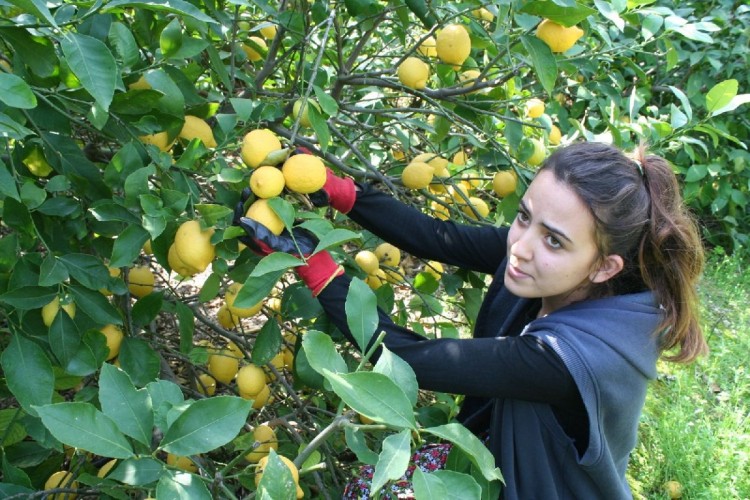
[324, 169, 356, 214]
[297, 251, 344, 296]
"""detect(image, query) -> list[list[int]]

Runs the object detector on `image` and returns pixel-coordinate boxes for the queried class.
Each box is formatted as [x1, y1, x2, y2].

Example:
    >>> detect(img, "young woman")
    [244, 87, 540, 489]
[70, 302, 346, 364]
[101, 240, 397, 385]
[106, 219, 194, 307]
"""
[236, 142, 707, 499]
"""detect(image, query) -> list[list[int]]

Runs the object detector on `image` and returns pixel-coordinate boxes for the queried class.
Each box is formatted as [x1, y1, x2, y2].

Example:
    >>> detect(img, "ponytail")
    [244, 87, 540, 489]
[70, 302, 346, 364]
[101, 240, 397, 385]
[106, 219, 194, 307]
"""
[636, 146, 707, 363]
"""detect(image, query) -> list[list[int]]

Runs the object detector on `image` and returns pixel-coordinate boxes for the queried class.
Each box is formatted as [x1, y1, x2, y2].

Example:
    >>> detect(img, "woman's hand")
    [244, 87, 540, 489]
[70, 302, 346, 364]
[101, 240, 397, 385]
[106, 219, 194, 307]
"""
[309, 168, 357, 213]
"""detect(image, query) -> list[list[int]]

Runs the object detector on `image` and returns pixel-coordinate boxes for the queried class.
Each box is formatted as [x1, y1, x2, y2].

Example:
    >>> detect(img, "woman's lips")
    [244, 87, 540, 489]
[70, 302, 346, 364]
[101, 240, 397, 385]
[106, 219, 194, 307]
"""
[506, 263, 531, 280]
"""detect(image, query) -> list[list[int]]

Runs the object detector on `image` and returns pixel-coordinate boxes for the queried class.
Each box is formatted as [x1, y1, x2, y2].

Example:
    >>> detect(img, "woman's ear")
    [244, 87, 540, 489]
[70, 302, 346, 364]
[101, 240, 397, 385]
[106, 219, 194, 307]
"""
[590, 254, 624, 284]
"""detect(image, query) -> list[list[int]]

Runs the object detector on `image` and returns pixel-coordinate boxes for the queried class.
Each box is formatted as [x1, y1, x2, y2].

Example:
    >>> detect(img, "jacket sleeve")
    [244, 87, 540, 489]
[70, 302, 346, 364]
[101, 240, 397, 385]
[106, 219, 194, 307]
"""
[316, 274, 578, 405]
[346, 183, 509, 275]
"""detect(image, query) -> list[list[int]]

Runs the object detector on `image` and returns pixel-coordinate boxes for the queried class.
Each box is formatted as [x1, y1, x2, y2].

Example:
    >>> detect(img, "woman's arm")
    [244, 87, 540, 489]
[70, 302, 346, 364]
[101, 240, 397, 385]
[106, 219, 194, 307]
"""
[347, 183, 508, 275]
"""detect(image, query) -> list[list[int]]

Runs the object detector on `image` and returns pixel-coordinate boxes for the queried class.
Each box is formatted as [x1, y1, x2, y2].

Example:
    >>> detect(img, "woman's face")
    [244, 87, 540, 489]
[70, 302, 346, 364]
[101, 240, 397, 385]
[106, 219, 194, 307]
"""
[505, 169, 614, 316]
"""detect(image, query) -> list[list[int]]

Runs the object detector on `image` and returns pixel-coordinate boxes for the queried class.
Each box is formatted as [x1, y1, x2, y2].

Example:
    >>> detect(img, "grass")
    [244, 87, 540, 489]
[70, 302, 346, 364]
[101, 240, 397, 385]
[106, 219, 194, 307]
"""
[628, 249, 750, 499]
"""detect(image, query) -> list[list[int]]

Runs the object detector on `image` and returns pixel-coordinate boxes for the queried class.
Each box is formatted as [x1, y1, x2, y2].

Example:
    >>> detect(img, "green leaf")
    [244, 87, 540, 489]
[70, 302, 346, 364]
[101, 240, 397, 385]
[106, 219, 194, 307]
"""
[711, 94, 750, 117]
[6, 0, 58, 27]
[48, 312, 82, 368]
[668, 86, 692, 122]
[2, 453, 31, 488]
[309, 106, 331, 153]
[1, 334, 54, 416]
[60, 253, 111, 290]
[132, 291, 164, 327]
[118, 337, 161, 387]
[345, 278, 379, 352]
[252, 319, 283, 366]
[424, 423, 503, 482]
[105, 0, 215, 23]
[156, 469, 212, 499]
[345, 426, 379, 465]
[235, 269, 285, 309]
[371, 429, 412, 493]
[412, 467, 448, 498]
[256, 450, 297, 500]
[684, 164, 708, 183]
[518, 1, 596, 25]
[322, 370, 416, 430]
[99, 364, 154, 446]
[38, 255, 70, 287]
[373, 346, 418, 406]
[108, 22, 140, 67]
[250, 253, 303, 277]
[520, 35, 557, 96]
[159, 17, 183, 58]
[174, 301, 194, 354]
[313, 85, 339, 116]
[0, 409, 28, 447]
[159, 396, 253, 456]
[147, 379, 185, 431]
[108, 457, 164, 485]
[0, 286, 56, 309]
[110, 225, 151, 268]
[0, 73, 37, 109]
[69, 285, 123, 325]
[313, 228, 361, 254]
[34, 402, 134, 458]
[413, 468, 482, 499]
[301, 330, 348, 375]
[195, 204, 233, 226]
[65, 329, 109, 376]
[705, 79, 738, 114]
[0, 159, 21, 201]
[60, 33, 117, 111]
[267, 197, 296, 231]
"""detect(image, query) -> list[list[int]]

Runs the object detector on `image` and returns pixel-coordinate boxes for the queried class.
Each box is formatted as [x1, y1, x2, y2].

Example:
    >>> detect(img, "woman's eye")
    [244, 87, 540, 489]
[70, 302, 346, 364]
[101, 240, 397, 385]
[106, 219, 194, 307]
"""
[516, 210, 529, 223]
[545, 235, 562, 249]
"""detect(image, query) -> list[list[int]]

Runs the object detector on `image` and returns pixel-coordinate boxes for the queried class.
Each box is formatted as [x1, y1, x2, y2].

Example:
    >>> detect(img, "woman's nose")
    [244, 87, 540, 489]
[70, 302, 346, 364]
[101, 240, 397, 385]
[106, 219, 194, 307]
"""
[510, 232, 532, 261]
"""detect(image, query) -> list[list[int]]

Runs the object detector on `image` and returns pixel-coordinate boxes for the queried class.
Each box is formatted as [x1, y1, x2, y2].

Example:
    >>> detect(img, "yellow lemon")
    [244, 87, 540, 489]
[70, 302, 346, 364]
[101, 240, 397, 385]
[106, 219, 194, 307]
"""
[250, 166, 286, 198]
[383, 266, 405, 284]
[374, 242, 401, 267]
[354, 250, 380, 274]
[179, 115, 217, 148]
[128, 265, 155, 298]
[365, 269, 388, 290]
[452, 150, 468, 165]
[166, 454, 199, 473]
[430, 199, 450, 220]
[42, 297, 76, 327]
[245, 198, 285, 235]
[44, 470, 78, 499]
[417, 35, 437, 58]
[243, 383, 271, 409]
[142, 239, 153, 255]
[99, 266, 122, 296]
[492, 171, 517, 197]
[97, 459, 118, 479]
[217, 304, 241, 329]
[208, 349, 240, 384]
[22, 146, 53, 177]
[281, 154, 327, 194]
[168, 243, 200, 277]
[436, 24, 471, 68]
[472, 8, 495, 22]
[98, 324, 124, 361]
[256, 454, 299, 486]
[548, 124, 562, 145]
[174, 220, 216, 273]
[241, 128, 282, 169]
[458, 69, 482, 91]
[462, 196, 490, 219]
[138, 131, 172, 152]
[242, 36, 267, 62]
[397, 57, 430, 89]
[259, 24, 277, 39]
[196, 373, 217, 396]
[292, 98, 320, 128]
[401, 161, 434, 189]
[282, 346, 294, 368]
[535, 19, 584, 53]
[245, 423, 279, 462]
[128, 75, 151, 90]
[527, 138, 547, 167]
[525, 98, 545, 118]
[237, 363, 267, 396]
[424, 260, 443, 280]
[226, 282, 265, 318]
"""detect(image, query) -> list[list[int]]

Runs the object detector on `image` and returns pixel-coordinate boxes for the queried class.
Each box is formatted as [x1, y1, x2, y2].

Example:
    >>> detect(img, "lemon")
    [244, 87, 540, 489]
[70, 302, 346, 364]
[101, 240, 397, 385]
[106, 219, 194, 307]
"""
[527, 138, 547, 167]
[535, 19, 584, 53]
[281, 154, 327, 194]
[0, 58, 12, 73]
[98, 324, 124, 361]
[237, 363, 267, 396]
[196, 373, 217, 396]
[292, 98, 320, 128]
[245, 383, 271, 409]
[97, 459, 118, 479]
[242, 36, 267, 62]
[458, 69, 481, 91]
[282, 346, 294, 368]
[250, 166, 286, 198]
[226, 282, 264, 318]
[217, 304, 241, 329]
[412, 152, 448, 177]
[139, 131, 172, 152]
[44, 470, 78, 499]
[448, 183, 470, 204]
[417, 35, 437, 58]
[245, 423, 279, 462]
[128, 75, 151, 90]
[472, 8, 495, 22]
[256, 454, 300, 486]
[179, 115, 217, 148]
[42, 297, 76, 327]
[168, 243, 200, 277]
[22, 146, 53, 177]
[142, 239, 153, 255]
[424, 260, 444, 280]
[397, 57, 430, 89]
[549, 124, 562, 145]
[365, 269, 388, 290]
[436, 24, 471, 68]
[452, 150, 468, 165]
[128, 265, 155, 298]
[664, 480, 683, 499]
[259, 24, 277, 39]
[241, 128, 282, 169]
[430, 199, 450, 220]
[384, 266, 405, 284]
[492, 171, 517, 197]
[525, 98, 545, 118]
[401, 161, 434, 189]
[208, 349, 240, 384]
[462, 196, 490, 219]
[354, 250, 380, 274]
[227, 340, 244, 358]
[99, 266, 122, 296]
[166, 454, 199, 473]
[374, 242, 401, 267]
[245, 198, 285, 235]
[174, 220, 216, 273]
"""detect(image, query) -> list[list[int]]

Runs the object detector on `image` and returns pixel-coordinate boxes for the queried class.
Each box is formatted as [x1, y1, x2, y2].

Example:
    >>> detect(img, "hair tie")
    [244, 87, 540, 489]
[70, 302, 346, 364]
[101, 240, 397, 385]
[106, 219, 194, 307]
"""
[633, 158, 645, 177]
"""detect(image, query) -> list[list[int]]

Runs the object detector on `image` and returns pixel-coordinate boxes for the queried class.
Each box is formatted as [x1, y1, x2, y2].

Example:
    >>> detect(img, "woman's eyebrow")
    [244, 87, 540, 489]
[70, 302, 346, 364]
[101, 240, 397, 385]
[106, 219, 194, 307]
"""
[519, 199, 573, 244]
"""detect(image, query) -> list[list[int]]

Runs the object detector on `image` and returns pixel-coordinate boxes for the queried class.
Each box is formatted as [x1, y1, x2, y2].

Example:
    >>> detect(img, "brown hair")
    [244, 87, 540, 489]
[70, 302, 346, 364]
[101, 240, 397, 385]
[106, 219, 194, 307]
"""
[540, 142, 707, 363]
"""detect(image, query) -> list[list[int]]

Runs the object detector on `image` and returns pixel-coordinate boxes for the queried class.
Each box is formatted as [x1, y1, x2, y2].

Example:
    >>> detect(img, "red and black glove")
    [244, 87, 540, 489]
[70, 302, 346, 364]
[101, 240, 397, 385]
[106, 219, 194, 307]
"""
[234, 194, 343, 296]
[309, 167, 357, 214]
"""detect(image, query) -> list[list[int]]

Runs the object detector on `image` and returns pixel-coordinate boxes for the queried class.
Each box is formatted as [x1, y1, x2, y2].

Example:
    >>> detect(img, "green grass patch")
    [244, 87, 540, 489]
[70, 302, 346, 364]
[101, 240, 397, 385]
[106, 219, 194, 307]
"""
[629, 249, 750, 499]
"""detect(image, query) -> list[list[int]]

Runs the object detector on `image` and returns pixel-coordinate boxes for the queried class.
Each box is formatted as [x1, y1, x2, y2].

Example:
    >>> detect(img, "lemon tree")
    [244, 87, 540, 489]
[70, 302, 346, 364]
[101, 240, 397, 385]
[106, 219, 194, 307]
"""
[0, 0, 748, 498]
